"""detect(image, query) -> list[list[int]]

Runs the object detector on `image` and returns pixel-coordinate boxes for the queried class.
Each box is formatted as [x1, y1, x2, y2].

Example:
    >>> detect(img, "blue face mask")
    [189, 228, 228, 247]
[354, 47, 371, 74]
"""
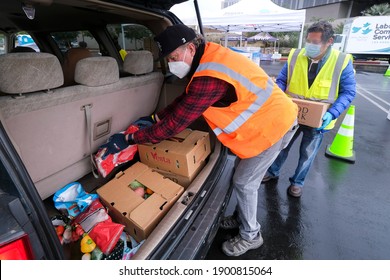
[305, 43, 322, 59]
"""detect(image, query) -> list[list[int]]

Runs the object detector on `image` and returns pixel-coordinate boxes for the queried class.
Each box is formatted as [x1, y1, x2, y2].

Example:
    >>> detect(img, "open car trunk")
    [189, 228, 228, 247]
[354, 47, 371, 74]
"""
[41, 122, 235, 260]
[31, 48, 236, 259]
[0, 0, 236, 260]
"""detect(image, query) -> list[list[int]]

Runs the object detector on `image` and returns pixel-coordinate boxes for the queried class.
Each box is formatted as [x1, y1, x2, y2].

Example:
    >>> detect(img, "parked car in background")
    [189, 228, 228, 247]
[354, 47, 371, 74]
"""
[0, 0, 237, 260]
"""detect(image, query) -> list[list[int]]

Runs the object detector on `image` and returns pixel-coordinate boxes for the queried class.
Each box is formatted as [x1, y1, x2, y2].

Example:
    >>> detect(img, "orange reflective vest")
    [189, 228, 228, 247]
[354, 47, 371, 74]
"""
[188, 43, 297, 158]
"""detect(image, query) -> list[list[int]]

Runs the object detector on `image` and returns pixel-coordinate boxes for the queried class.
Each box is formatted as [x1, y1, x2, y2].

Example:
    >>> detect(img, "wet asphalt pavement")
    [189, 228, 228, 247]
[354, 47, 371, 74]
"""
[206, 61, 390, 260]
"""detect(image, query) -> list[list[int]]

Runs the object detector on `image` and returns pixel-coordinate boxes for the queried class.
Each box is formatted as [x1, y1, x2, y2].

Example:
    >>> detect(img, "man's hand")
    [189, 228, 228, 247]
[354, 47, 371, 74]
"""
[317, 112, 333, 130]
[99, 133, 129, 159]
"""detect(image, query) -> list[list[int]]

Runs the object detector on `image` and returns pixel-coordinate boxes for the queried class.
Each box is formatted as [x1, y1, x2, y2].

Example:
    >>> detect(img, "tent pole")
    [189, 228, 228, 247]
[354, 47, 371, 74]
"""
[298, 22, 305, 48]
[225, 28, 229, 47]
[193, 0, 204, 36]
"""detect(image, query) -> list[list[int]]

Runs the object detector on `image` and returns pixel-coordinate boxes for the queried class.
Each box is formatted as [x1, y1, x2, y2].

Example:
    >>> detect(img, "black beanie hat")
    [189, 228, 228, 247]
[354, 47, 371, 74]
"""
[154, 24, 196, 58]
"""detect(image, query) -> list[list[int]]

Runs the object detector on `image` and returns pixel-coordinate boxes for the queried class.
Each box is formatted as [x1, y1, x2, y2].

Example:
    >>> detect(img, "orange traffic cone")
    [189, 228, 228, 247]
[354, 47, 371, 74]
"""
[325, 105, 356, 163]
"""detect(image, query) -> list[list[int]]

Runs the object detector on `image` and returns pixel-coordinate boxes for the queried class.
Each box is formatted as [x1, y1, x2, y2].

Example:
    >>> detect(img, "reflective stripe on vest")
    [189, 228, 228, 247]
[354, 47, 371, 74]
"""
[195, 62, 274, 136]
[287, 49, 300, 86]
[328, 52, 346, 102]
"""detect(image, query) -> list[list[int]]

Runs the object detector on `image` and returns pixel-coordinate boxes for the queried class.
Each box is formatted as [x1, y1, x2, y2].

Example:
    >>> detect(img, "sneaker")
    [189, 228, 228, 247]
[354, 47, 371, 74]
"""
[288, 185, 302, 197]
[261, 173, 278, 183]
[220, 212, 240, 230]
[222, 233, 263, 257]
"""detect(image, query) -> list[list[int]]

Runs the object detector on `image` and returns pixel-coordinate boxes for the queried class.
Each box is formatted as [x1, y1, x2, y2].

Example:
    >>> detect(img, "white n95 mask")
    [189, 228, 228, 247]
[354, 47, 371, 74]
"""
[168, 47, 191, 79]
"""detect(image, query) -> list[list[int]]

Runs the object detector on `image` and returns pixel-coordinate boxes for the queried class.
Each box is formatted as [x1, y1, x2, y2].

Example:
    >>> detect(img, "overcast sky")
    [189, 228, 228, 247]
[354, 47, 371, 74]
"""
[170, 0, 223, 24]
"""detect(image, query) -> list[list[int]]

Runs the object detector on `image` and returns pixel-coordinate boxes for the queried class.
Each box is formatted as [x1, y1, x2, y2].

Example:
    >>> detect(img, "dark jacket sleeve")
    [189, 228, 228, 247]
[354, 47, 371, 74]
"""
[328, 59, 356, 119]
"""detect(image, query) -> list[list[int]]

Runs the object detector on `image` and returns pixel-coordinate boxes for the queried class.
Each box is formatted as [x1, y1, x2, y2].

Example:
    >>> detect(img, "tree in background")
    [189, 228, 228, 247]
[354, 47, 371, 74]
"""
[107, 24, 153, 50]
[272, 32, 299, 49]
[334, 22, 344, 34]
[361, 3, 390, 16]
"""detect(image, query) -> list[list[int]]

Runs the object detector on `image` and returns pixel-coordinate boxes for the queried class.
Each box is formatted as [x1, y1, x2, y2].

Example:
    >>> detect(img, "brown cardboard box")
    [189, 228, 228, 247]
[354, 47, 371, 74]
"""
[291, 98, 330, 128]
[138, 129, 211, 177]
[152, 160, 206, 189]
[96, 162, 184, 242]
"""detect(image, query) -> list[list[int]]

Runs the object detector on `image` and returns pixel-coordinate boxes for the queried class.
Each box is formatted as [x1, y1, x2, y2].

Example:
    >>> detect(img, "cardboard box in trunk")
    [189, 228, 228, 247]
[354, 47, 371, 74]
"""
[96, 162, 184, 242]
[138, 129, 211, 177]
[291, 98, 330, 128]
[152, 160, 206, 189]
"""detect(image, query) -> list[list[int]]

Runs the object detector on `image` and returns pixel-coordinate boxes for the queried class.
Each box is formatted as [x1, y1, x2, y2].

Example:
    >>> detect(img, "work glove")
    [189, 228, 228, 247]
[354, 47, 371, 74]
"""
[317, 112, 333, 131]
[99, 133, 130, 159]
[132, 114, 157, 129]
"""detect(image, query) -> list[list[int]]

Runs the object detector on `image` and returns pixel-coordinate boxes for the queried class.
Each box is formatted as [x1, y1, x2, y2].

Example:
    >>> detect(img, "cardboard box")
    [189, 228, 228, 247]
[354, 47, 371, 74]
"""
[138, 129, 211, 177]
[96, 162, 184, 242]
[152, 160, 206, 189]
[291, 98, 330, 128]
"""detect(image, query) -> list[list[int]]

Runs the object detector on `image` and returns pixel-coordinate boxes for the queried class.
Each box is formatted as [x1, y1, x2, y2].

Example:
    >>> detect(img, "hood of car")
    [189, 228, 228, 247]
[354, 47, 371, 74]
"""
[103, 0, 188, 10]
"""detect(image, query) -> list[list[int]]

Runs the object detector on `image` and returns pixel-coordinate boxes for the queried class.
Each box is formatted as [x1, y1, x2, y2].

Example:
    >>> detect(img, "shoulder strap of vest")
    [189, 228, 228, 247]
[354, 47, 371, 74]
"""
[328, 52, 347, 102]
[288, 49, 301, 85]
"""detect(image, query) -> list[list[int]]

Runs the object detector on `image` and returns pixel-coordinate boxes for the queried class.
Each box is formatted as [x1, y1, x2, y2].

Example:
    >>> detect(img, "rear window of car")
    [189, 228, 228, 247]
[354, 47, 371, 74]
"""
[106, 23, 155, 58]
[6, 32, 40, 53]
[51, 31, 100, 56]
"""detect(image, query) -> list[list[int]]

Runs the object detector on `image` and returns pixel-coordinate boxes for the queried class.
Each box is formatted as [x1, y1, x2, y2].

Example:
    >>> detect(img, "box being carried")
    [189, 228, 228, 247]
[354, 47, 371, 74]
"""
[96, 162, 184, 242]
[138, 129, 211, 177]
[291, 98, 330, 128]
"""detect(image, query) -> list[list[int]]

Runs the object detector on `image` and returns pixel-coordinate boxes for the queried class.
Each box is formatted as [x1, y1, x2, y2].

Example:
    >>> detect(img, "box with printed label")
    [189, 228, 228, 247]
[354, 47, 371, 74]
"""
[96, 162, 184, 242]
[138, 129, 211, 177]
[291, 98, 330, 128]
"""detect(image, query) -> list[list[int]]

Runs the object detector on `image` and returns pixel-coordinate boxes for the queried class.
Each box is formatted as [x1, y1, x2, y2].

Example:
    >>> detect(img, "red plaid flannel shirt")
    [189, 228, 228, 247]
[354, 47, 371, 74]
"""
[133, 76, 229, 144]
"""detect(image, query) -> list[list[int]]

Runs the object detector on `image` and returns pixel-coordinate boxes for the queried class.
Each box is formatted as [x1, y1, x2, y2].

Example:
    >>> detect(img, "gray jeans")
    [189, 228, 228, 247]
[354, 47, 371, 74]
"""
[232, 119, 298, 241]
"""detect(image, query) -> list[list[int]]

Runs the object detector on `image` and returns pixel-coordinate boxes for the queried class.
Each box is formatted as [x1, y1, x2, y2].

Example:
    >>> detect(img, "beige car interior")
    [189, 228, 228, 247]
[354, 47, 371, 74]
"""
[0, 50, 163, 199]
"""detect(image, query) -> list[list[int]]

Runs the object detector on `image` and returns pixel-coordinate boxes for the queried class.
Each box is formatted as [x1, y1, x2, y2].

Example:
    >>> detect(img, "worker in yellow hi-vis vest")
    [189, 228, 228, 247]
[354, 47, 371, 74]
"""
[263, 21, 356, 198]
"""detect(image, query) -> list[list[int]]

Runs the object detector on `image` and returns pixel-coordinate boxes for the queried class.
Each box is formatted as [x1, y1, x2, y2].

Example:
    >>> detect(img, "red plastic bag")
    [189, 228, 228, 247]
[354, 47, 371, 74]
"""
[72, 199, 109, 232]
[95, 124, 139, 178]
[72, 199, 125, 255]
[89, 220, 125, 255]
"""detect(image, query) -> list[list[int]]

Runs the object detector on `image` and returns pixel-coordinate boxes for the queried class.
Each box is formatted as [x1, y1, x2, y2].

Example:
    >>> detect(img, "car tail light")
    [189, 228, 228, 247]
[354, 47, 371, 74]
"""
[0, 235, 34, 260]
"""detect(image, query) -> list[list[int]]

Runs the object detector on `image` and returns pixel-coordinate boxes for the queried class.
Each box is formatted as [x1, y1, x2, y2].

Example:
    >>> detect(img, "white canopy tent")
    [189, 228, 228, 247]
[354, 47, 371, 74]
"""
[247, 32, 278, 42]
[178, 0, 306, 48]
[248, 32, 279, 53]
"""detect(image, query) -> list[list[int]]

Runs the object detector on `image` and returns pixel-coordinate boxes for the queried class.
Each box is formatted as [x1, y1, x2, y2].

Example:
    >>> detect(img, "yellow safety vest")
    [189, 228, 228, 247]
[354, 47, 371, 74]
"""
[188, 43, 297, 159]
[286, 48, 352, 129]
